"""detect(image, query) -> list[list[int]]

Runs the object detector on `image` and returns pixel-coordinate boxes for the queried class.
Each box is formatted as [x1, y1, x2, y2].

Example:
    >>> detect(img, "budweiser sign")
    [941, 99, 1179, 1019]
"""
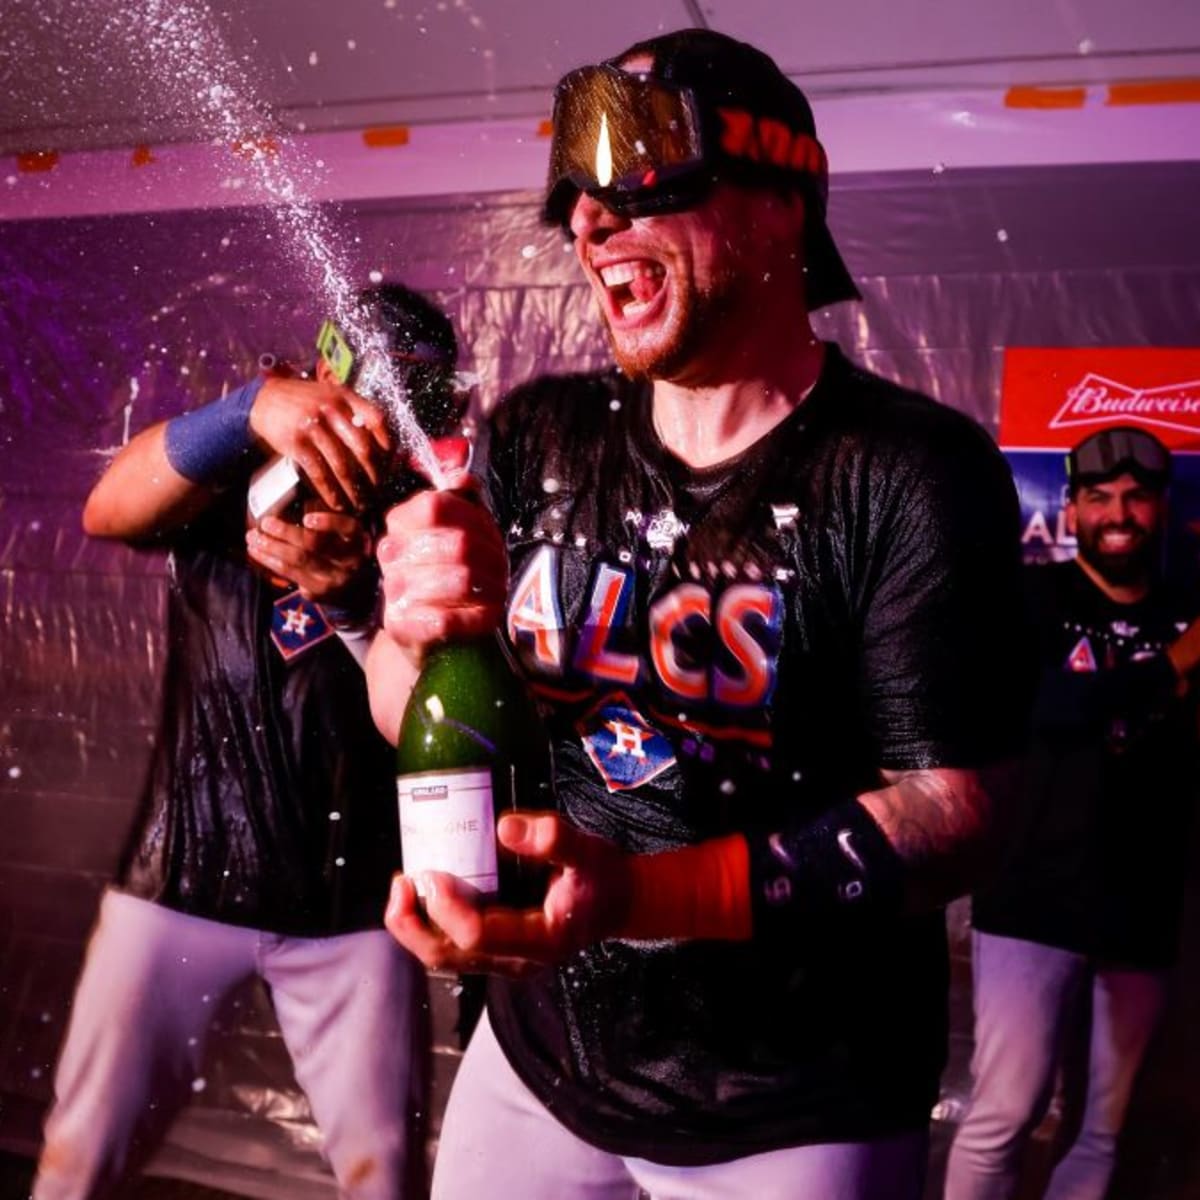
[1051, 373, 1200, 434]
[1000, 348, 1200, 452]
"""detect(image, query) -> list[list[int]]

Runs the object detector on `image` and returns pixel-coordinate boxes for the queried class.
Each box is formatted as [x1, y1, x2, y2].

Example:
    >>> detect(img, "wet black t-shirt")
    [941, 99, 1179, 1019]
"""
[116, 491, 398, 936]
[972, 559, 1198, 968]
[483, 345, 1028, 1163]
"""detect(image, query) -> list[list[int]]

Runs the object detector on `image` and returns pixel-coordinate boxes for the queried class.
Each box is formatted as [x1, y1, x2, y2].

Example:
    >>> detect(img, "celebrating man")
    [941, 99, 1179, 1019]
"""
[369, 30, 1029, 1199]
[36, 284, 460, 1200]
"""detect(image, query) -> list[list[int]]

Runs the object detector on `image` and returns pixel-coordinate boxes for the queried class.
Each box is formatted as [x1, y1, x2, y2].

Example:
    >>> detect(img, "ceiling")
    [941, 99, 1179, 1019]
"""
[3, 0, 1199, 156]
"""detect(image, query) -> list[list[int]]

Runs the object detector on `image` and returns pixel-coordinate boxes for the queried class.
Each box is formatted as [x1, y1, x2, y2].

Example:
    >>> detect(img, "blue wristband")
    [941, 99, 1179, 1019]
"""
[163, 377, 263, 485]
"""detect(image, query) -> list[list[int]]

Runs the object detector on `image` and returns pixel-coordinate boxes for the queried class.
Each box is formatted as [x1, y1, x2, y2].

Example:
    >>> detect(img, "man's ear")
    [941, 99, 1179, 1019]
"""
[1064, 499, 1078, 537]
[315, 357, 335, 385]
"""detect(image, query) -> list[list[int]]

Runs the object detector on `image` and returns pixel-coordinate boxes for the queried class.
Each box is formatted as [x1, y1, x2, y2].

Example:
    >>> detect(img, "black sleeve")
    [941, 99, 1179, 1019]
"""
[483, 381, 535, 534]
[857, 411, 1033, 770]
[168, 485, 247, 555]
[746, 410, 1032, 938]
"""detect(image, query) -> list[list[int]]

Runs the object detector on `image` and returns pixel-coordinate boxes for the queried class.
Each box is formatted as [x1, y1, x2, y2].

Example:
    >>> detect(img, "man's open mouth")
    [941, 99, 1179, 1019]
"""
[599, 260, 666, 319]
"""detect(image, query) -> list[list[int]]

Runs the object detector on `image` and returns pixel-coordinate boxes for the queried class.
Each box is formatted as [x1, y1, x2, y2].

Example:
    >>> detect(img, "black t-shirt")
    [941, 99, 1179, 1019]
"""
[972, 559, 1198, 968]
[483, 345, 1028, 1164]
[117, 490, 399, 936]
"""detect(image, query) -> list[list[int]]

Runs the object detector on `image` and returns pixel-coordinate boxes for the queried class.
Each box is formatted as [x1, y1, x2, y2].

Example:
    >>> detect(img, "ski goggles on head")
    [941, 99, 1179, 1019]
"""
[543, 56, 859, 310]
[1067, 425, 1171, 488]
[544, 65, 713, 226]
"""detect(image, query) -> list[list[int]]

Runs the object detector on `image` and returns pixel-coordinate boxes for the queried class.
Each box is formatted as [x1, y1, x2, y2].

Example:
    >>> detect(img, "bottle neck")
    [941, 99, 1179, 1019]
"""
[424, 630, 512, 671]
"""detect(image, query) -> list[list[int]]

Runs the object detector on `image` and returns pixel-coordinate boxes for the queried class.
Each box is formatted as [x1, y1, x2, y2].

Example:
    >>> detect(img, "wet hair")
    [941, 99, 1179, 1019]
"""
[356, 283, 457, 368]
[355, 282, 463, 437]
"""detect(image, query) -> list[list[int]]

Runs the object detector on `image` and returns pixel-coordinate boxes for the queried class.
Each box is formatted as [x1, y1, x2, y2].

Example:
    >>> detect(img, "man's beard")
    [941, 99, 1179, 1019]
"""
[605, 265, 738, 382]
[1076, 522, 1161, 588]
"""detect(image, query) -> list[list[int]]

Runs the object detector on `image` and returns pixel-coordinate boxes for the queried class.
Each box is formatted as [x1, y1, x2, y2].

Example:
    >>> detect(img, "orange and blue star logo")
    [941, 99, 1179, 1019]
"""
[577, 691, 676, 793]
[270, 590, 335, 661]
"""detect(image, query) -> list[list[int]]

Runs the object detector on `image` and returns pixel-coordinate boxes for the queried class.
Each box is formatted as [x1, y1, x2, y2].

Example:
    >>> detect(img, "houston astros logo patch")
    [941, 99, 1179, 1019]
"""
[577, 691, 677, 793]
[270, 590, 335, 660]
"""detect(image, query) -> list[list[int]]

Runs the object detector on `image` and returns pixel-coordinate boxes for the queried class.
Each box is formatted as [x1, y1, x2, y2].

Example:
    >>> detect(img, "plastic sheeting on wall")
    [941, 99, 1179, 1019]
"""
[2, 159, 1200, 1197]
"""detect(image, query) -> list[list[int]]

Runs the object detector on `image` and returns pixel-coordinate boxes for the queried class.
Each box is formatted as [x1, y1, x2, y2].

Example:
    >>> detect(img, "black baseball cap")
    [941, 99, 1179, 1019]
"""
[356, 283, 457, 368]
[1066, 425, 1171, 491]
[544, 28, 861, 311]
[355, 283, 463, 437]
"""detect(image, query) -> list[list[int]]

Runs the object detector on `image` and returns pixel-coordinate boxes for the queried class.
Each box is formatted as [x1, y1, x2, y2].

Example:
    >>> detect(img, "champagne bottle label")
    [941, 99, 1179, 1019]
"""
[397, 766, 499, 898]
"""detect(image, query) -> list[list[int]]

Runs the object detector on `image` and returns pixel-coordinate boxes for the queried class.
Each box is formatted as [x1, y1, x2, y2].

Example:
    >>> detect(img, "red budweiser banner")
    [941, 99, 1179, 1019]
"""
[1000, 348, 1200, 452]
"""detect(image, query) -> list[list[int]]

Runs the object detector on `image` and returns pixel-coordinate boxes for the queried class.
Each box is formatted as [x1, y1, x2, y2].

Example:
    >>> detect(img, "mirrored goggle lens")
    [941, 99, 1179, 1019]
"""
[544, 171, 715, 230]
[548, 65, 704, 201]
[1074, 429, 1170, 477]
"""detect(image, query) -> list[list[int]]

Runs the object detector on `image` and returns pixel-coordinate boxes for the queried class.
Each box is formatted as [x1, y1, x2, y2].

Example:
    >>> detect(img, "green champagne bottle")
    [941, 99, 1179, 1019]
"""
[395, 633, 553, 906]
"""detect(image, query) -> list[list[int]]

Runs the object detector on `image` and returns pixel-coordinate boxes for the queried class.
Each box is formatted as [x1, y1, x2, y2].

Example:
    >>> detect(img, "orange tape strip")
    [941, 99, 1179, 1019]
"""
[17, 150, 59, 173]
[362, 125, 410, 148]
[536, 118, 554, 138]
[231, 135, 281, 160]
[1107, 79, 1200, 105]
[1004, 85, 1086, 109]
[131, 144, 156, 167]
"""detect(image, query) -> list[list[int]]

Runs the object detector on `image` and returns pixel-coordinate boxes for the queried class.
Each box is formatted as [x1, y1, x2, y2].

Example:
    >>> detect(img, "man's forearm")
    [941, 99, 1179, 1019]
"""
[859, 765, 998, 911]
[82, 422, 218, 541]
[365, 632, 422, 744]
[730, 763, 1001, 944]
[84, 379, 267, 542]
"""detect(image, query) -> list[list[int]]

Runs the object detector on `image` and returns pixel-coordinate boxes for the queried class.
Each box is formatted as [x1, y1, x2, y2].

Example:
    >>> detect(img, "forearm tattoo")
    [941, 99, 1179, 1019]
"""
[860, 767, 994, 909]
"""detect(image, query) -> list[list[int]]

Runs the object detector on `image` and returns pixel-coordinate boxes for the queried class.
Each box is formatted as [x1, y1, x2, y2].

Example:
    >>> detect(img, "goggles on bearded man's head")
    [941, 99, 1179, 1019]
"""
[541, 29, 861, 311]
[1066, 425, 1172, 492]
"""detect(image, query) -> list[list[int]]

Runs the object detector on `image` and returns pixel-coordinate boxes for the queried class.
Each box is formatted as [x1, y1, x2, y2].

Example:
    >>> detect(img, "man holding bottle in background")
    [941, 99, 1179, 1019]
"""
[35, 284, 459, 1200]
[367, 30, 1029, 1200]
